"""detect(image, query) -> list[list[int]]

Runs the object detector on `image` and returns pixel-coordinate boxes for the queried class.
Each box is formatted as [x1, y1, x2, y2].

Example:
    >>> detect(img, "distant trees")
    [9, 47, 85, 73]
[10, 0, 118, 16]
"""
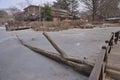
[0, 10, 9, 25]
[6, 7, 21, 16]
[5, 7, 22, 21]
[69, 0, 79, 19]
[53, 0, 70, 11]
[0, 10, 8, 18]
[79, 0, 119, 22]
[53, 0, 79, 19]
[41, 4, 52, 21]
[98, 0, 119, 18]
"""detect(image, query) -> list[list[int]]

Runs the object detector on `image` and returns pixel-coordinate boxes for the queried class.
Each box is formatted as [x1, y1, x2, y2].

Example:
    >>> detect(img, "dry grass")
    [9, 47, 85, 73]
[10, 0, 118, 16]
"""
[30, 20, 85, 31]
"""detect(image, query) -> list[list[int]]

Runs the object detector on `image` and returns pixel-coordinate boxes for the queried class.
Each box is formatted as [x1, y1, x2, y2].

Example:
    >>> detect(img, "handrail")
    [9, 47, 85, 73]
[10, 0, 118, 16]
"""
[88, 31, 120, 80]
[88, 49, 106, 80]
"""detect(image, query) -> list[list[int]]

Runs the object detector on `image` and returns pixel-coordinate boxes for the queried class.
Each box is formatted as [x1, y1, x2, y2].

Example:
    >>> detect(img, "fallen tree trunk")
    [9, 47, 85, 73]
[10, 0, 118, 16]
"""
[16, 35, 92, 76]
[23, 41, 92, 75]
[43, 32, 94, 66]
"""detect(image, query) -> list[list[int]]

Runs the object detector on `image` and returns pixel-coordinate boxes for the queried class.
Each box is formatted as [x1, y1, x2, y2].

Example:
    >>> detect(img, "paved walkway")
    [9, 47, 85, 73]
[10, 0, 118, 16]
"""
[107, 41, 120, 80]
[107, 41, 120, 70]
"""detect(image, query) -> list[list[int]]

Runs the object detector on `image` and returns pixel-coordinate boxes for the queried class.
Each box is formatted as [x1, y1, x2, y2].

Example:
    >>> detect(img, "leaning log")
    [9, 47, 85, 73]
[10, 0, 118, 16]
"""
[23, 41, 92, 75]
[43, 32, 94, 66]
[43, 32, 67, 58]
[16, 36, 92, 76]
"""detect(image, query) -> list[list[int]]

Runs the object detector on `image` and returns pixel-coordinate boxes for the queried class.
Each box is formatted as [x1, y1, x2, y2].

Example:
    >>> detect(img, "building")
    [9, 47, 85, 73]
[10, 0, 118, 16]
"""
[88, 15, 104, 23]
[106, 18, 120, 23]
[51, 8, 70, 21]
[80, 11, 105, 23]
[105, 9, 120, 23]
[23, 5, 70, 21]
[14, 12, 25, 21]
[23, 5, 41, 21]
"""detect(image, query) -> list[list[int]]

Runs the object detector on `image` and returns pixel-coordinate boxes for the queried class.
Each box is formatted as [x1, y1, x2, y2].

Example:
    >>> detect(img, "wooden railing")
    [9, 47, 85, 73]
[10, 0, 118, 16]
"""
[88, 31, 120, 80]
[5, 21, 31, 31]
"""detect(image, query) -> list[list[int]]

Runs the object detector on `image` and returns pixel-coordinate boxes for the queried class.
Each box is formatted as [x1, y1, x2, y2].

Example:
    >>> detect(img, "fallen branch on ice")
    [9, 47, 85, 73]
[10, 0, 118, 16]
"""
[16, 35, 92, 76]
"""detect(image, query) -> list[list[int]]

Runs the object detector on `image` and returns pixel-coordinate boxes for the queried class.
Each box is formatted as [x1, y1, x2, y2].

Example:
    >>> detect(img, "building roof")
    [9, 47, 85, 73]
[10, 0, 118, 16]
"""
[106, 17, 120, 20]
[24, 5, 68, 13]
[51, 8, 68, 13]
[24, 5, 39, 10]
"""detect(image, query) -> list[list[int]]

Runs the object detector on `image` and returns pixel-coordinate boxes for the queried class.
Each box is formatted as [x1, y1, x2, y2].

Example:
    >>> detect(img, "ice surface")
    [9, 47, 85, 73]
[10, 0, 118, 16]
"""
[0, 27, 120, 80]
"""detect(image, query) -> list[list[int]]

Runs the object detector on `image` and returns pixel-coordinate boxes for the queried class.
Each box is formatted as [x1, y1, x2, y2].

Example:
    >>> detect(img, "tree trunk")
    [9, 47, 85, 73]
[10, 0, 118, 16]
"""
[16, 35, 92, 76]
[92, 0, 97, 23]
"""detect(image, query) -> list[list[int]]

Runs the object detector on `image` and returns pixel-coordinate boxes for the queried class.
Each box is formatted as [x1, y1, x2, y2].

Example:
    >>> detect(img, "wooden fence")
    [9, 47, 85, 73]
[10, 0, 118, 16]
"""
[5, 21, 31, 31]
[88, 31, 120, 80]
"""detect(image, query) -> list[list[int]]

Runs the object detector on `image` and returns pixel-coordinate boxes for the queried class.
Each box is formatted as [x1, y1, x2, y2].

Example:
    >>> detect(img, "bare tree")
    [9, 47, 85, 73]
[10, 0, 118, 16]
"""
[98, 0, 119, 18]
[0, 10, 8, 18]
[79, 0, 119, 22]
[6, 7, 21, 16]
[0, 10, 9, 25]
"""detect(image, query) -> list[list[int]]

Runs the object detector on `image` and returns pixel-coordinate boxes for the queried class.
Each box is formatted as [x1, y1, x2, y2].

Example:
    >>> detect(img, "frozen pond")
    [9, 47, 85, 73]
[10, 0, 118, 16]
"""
[0, 27, 87, 80]
[0, 27, 120, 80]
[12, 27, 120, 63]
